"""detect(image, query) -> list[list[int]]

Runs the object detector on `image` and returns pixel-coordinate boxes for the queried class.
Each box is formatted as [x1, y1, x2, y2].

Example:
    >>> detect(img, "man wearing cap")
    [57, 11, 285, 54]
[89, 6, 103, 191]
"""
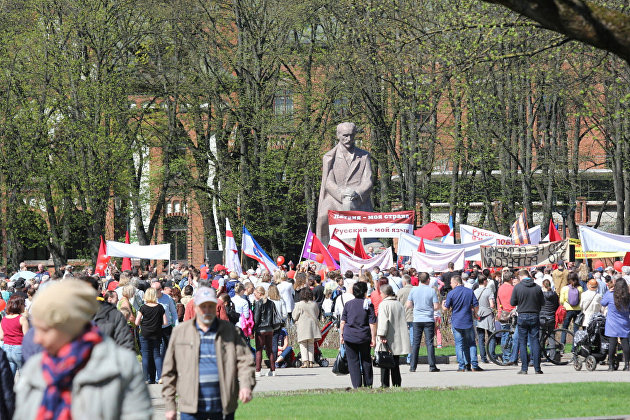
[162, 287, 255, 420]
[15, 279, 151, 419]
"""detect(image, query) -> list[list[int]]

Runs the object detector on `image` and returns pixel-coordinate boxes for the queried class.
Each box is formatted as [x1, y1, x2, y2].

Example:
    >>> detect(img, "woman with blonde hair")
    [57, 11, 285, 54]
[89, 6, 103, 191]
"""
[135, 287, 167, 384]
[253, 286, 276, 376]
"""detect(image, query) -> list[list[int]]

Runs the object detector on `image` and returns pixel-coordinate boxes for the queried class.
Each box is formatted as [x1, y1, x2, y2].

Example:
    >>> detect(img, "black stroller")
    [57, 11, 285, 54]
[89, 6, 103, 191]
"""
[572, 314, 620, 371]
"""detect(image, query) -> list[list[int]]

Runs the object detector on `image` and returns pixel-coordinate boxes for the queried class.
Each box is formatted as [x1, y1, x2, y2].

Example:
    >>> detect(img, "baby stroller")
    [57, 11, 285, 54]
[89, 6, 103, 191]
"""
[295, 319, 335, 368]
[572, 314, 620, 371]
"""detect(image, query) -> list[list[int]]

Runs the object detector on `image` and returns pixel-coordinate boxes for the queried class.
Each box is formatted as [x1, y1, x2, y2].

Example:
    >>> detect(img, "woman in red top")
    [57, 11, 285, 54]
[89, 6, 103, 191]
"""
[370, 277, 389, 316]
[0, 294, 29, 375]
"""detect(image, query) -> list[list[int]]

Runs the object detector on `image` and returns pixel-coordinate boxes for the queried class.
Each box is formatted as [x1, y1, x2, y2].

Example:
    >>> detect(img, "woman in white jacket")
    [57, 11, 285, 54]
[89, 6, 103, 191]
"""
[376, 284, 410, 387]
[580, 279, 603, 328]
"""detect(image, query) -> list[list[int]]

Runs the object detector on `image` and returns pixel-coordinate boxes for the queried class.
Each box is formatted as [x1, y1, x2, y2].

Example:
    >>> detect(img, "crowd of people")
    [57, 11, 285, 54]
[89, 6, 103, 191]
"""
[0, 257, 629, 418]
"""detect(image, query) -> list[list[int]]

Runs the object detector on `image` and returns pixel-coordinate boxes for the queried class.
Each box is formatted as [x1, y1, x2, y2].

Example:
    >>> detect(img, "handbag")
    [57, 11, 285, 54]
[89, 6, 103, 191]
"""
[575, 293, 596, 327]
[332, 344, 349, 375]
[574, 311, 585, 327]
[272, 303, 285, 331]
[372, 342, 396, 369]
[496, 294, 511, 323]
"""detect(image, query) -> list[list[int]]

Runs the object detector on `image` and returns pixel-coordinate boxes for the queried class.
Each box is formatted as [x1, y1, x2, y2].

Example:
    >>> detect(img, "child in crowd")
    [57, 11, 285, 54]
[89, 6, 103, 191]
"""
[322, 289, 334, 319]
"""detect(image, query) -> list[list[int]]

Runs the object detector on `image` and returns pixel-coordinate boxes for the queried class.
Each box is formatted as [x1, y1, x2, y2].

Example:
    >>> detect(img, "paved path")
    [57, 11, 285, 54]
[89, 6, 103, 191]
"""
[149, 360, 630, 418]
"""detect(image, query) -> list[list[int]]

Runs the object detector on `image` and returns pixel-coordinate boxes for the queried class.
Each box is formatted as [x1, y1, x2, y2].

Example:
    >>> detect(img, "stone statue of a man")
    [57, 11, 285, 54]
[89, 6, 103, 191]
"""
[316, 122, 373, 245]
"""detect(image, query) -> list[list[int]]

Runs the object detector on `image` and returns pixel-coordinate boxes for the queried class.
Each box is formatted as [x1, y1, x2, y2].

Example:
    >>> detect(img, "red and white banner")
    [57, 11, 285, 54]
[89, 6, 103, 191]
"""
[460, 224, 541, 245]
[328, 210, 415, 239]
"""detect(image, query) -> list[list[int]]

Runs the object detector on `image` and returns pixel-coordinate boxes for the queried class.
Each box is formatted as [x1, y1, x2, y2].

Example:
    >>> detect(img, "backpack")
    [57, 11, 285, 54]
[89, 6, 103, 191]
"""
[225, 301, 241, 324]
[240, 308, 255, 338]
[567, 285, 580, 306]
[555, 305, 567, 329]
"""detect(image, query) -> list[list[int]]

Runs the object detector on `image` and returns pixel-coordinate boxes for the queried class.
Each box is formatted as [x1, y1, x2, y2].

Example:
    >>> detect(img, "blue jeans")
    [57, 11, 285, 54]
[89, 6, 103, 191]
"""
[2, 344, 22, 376]
[501, 322, 519, 363]
[406, 322, 413, 364]
[410, 322, 437, 370]
[140, 336, 163, 383]
[561, 310, 579, 345]
[452, 327, 479, 369]
[181, 412, 234, 420]
[476, 328, 495, 362]
[517, 313, 541, 372]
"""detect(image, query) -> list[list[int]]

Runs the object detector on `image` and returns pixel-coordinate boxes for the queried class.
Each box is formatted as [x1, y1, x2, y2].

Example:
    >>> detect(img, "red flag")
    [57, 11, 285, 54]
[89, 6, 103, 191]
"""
[121, 231, 132, 271]
[353, 232, 369, 259]
[328, 229, 354, 261]
[417, 237, 426, 253]
[623, 252, 630, 267]
[95, 236, 110, 276]
[310, 233, 339, 270]
[548, 219, 562, 242]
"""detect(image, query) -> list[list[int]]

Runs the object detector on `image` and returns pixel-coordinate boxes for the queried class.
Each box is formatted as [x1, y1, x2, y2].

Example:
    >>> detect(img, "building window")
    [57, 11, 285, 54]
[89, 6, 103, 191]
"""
[164, 216, 187, 261]
[173, 200, 181, 213]
[273, 90, 293, 115]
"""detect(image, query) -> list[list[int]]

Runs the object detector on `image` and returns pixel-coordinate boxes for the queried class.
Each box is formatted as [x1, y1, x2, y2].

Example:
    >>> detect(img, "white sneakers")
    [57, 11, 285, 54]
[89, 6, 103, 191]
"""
[257, 370, 276, 377]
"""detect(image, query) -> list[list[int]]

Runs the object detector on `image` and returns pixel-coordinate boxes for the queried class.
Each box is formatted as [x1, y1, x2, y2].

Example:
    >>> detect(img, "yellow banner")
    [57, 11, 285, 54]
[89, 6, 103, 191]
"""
[569, 238, 626, 259]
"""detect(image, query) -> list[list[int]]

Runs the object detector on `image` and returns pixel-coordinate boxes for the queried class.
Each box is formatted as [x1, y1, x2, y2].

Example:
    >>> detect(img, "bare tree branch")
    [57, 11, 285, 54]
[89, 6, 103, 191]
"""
[482, 0, 630, 63]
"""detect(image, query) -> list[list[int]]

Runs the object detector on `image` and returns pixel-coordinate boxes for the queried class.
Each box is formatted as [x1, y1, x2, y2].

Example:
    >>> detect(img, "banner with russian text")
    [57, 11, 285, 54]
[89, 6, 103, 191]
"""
[328, 210, 415, 239]
[480, 240, 569, 268]
[568, 238, 626, 259]
[460, 224, 541, 245]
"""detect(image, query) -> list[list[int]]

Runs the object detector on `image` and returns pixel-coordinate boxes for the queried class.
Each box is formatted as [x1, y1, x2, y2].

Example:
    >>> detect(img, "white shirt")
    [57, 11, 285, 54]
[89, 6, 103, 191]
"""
[322, 298, 333, 314]
[232, 294, 250, 328]
[333, 292, 355, 318]
[277, 281, 295, 313]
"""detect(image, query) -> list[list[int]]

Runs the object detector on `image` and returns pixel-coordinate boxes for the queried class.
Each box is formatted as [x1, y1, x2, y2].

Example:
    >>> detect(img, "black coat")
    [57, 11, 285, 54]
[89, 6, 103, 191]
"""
[93, 301, 135, 350]
[0, 348, 15, 420]
[253, 298, 275, 332]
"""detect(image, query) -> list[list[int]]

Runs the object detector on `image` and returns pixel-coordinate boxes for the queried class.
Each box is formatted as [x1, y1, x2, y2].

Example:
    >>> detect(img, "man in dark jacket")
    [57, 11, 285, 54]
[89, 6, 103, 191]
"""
[79, 274, 135, 351]
[510, 269, 544, 375]
[0, 347, 15, 420]
[93, 300, 135, 351]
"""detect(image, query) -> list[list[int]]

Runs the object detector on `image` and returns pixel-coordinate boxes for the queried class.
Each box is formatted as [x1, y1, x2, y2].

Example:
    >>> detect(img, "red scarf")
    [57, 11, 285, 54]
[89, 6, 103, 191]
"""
[36, 324, 103, 420]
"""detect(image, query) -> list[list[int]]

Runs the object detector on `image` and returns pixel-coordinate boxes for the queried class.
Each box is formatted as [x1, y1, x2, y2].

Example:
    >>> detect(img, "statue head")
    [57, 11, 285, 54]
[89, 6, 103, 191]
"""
[336, 122, 357, 152]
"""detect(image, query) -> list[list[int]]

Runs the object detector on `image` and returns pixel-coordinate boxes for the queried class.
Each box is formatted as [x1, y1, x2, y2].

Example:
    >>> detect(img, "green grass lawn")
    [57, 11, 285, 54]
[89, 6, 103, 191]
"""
[237, 382, 630, 419]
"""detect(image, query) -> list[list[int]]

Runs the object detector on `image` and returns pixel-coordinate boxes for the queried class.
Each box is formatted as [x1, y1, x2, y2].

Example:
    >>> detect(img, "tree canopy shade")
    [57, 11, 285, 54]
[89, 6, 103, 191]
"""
[482, 0, 630, 64]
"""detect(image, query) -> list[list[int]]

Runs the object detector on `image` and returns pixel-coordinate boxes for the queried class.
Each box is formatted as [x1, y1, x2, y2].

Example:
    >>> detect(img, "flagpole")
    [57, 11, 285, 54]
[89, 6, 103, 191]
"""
[240, 221, 245, 269]
[297, 222, 311, 267]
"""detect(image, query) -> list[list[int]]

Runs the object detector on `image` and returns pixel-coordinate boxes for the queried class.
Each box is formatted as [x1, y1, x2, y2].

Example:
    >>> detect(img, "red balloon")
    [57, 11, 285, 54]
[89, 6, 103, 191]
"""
[277, 256, 285, 266]
[614, 261, 623, 272]
[0, 299, 5, 312]
[593, 260, 605, 270]
[315, 254, 324, 264]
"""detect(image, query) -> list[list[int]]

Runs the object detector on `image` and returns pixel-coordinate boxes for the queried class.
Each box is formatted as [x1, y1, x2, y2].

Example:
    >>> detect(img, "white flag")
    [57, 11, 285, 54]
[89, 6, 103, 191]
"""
[225, 219, 242, 276]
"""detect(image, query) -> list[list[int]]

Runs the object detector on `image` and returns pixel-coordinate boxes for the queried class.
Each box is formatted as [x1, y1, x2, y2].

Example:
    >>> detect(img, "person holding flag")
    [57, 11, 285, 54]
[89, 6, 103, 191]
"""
[225, 219, 243, 277]
[242, 226, 278, 273]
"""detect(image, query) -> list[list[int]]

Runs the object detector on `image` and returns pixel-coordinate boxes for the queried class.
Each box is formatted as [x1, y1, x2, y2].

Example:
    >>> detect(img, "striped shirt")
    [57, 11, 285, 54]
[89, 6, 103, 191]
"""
[197, 319, 221, 414]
